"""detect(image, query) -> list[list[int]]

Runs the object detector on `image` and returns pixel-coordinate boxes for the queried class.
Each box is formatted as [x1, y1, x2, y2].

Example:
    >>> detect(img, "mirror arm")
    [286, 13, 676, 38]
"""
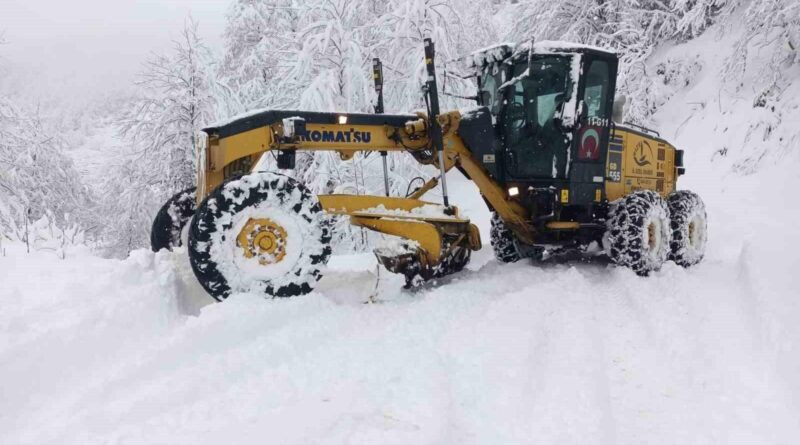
[577, 100, 588, 125]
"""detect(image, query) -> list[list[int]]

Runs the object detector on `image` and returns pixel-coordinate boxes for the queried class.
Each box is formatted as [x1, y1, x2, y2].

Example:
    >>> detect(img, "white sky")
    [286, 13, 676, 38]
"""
[1, 0, 227, 101]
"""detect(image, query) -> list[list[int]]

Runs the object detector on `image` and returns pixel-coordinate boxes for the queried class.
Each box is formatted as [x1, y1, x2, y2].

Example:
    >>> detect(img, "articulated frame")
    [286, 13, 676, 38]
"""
[198, 111, 536, 255]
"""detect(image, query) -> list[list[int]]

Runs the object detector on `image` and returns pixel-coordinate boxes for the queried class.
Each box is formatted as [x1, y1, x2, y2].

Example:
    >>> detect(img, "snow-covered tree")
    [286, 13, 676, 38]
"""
[285, 0, 376, 112]
[117, 18, 221, 191]
[98, 18, 224, 255]
[372, 0, 486, 111]
[221, 0, 301, 111]
[0, 97, 91, 243]
[673, 0, 732, 38]
[727, 0, 799, 79]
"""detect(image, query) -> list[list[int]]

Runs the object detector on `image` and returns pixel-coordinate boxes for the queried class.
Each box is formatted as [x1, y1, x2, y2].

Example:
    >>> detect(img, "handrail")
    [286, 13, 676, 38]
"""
[622, 121, 660, 137]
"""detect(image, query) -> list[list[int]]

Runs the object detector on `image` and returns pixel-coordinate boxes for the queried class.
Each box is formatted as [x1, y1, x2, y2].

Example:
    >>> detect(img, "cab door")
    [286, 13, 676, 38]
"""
[570, 54, 618, 205]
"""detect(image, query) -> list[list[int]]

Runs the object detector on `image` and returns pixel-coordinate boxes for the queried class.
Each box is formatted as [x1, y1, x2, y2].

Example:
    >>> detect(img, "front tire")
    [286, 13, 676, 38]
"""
[187, 172, 332, 300]
[605, 190, 671, 276]
[667, 190, 707, 267]
[150, 187, 196, 252]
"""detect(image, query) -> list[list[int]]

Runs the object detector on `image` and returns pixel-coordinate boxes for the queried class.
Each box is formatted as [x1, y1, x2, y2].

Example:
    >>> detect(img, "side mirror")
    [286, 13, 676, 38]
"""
[553, 97, 585, 131]
[577, 100, 588, 123]
[553, 108, 564, 130]
[612, 95, 627, 123]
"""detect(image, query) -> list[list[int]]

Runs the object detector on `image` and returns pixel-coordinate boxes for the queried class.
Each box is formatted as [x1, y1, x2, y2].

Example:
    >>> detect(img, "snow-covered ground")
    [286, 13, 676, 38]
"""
[2, 157, 800, 443]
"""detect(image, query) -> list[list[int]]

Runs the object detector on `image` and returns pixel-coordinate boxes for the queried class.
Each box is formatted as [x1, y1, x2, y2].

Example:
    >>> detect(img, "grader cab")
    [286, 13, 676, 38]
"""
[150, 39, 708, 301]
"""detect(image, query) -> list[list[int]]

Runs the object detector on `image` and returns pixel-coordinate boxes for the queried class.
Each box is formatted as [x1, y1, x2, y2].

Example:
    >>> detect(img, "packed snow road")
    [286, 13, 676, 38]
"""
[2, 168, 799, 444]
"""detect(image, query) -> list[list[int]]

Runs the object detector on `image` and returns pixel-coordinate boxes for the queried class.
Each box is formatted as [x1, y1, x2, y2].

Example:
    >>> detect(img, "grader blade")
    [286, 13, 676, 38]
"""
[364, 217, 476, 287]
[372, 241, 473, 287]
[318, 194, 481, 286]
[373, 242, 425, 284]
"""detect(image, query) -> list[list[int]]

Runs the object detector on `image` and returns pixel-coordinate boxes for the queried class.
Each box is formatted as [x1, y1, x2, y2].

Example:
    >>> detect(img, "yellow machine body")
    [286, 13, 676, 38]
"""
[197, 108, 679, 274]
[604, 128, 678, 201]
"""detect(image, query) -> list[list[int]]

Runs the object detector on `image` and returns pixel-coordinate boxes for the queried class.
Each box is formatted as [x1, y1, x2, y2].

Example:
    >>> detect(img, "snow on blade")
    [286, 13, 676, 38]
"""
[359, 203, 460, 219]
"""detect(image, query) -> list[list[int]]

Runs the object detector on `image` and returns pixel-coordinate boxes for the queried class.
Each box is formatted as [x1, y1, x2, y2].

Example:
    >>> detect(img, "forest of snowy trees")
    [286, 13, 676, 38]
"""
[0, 0, 797, 256]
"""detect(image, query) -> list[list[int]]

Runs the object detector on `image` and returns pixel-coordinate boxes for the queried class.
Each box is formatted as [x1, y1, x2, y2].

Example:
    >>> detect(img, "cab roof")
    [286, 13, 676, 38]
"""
[468, 40, 617, 70]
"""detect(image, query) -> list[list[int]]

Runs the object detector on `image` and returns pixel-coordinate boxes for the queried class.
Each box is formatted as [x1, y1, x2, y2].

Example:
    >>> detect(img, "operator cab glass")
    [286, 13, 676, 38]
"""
[575, 58, 614, 164]
[502, 55, 572, 179]
[479, 65, 504, 117]
[582, 59, 612, 121]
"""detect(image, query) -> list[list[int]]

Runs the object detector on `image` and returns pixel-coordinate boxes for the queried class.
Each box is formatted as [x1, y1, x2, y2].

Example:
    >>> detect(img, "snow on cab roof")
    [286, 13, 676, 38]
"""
[467, 42, 515, 68]
[529, 40, 616, 55]
[468, 40, 616, 68]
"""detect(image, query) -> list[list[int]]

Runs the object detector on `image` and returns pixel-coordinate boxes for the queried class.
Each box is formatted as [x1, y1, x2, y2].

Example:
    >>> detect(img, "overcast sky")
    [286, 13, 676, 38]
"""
[1, 0, 227, 100]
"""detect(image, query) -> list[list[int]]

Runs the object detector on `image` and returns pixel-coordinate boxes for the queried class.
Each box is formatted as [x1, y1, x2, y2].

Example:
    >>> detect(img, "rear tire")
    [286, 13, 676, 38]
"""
[150, 187, 196, 252]
[605, 190, 670, 276]
[187, 172, 332, 300]
[490, 212, 522, 263]
[667, 190, 707, 267]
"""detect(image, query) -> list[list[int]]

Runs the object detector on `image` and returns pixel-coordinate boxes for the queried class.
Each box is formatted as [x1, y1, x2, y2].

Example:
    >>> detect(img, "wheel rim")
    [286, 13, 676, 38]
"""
[236, 218, 288, 265]
[180, 217, 192, 247]
[646, 219, 662, 256]
[687, 214, 706, 250]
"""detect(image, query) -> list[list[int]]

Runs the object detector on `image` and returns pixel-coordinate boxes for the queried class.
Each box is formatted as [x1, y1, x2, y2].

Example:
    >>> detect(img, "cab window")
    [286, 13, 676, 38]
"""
[582, 60, 611, 119]
[479, 65, 504, 116]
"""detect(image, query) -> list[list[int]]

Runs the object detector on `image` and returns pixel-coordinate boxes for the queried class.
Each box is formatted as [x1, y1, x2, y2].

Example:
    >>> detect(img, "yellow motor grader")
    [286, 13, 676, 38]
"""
[150, 39, 708, 300]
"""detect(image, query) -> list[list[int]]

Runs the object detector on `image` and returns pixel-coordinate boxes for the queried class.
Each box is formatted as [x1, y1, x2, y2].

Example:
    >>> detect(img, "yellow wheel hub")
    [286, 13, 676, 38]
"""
[237, 218, 288, 265]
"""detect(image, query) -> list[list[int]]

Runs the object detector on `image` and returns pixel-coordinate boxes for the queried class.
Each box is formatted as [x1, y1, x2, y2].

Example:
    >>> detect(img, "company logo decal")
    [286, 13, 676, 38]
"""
[296, 129, 372, 144]
[634, 140, 653, 167]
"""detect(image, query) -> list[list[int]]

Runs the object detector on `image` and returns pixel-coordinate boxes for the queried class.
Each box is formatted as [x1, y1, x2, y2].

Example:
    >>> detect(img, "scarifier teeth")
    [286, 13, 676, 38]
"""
[374, 242, 471, 288]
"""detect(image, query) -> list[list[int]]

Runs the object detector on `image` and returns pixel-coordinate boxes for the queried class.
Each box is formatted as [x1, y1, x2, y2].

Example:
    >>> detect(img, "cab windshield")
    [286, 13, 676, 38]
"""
[502, 55, 573, 179]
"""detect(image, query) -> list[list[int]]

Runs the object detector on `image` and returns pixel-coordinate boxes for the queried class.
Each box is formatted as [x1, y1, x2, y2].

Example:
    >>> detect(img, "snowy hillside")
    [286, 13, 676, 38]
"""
[3, 158, 800, 443]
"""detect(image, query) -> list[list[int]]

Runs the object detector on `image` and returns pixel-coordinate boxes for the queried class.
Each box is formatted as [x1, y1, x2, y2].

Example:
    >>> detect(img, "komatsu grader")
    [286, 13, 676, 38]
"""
[150, 39, 708, 300]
